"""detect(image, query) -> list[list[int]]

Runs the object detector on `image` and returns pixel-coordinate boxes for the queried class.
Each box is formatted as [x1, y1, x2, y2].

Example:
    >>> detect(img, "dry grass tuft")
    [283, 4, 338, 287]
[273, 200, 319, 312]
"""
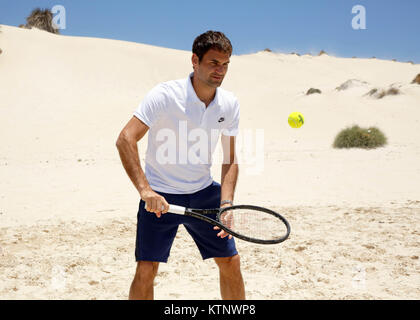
[365, 87, 401, 99]
[24, 8, 60, 34]
[306, 88, 322, 95]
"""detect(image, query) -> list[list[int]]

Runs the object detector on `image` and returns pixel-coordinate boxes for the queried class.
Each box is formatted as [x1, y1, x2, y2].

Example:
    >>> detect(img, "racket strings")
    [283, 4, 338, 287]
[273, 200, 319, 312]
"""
[219, 208, 287, 241]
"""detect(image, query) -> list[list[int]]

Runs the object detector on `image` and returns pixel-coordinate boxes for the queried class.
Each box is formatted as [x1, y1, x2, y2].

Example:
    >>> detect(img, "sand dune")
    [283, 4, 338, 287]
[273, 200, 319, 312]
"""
[1, 24, 419, 299]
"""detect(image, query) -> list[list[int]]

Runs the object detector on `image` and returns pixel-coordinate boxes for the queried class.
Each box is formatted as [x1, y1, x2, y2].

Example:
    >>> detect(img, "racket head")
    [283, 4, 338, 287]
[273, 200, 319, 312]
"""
[217, 205, 291, 244]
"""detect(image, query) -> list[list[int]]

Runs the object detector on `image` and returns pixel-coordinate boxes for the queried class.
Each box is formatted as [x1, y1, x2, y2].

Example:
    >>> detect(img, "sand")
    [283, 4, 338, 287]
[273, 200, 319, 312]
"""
[0, 24, 419, 299]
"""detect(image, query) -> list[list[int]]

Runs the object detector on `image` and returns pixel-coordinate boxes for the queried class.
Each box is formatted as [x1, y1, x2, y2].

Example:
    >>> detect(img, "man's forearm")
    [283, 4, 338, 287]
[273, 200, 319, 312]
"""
[220, 163, 239, 203]
[116, 137, 150, 195]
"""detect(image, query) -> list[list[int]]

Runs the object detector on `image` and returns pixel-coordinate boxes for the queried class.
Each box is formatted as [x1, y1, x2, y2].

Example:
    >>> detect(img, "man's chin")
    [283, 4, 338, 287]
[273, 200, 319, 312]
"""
[208, 78, 223, 87]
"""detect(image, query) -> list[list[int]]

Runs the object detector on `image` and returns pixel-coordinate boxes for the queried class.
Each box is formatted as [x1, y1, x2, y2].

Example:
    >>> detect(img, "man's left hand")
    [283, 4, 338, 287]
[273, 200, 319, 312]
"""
[214, 202, 233, 239]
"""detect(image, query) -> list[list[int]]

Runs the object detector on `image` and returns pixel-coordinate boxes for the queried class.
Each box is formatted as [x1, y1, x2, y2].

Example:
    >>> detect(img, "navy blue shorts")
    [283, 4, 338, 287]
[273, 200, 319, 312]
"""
[135, 181, 238, 262]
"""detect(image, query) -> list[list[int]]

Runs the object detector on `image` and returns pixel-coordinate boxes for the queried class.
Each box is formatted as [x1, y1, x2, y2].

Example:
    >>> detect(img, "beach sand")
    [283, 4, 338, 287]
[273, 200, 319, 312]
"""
[0, 25, 419, 299]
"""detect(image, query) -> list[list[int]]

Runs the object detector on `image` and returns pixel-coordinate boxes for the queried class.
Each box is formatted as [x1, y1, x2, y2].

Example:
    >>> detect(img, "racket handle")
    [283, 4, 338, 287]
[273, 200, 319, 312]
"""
[168, 204, 186, 215]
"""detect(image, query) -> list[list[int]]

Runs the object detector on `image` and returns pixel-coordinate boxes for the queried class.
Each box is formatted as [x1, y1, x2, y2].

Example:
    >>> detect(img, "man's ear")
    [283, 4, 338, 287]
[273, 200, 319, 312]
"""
[191, 53, 199, 70]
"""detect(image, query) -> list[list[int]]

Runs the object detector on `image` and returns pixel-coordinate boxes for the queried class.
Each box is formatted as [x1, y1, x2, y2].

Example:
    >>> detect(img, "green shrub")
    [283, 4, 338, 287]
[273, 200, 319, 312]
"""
[333, 125, 387, 149]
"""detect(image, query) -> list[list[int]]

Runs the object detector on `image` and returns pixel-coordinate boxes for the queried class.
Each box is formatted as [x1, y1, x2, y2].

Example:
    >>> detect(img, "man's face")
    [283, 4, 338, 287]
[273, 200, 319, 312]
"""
[192, 49, 231, 88]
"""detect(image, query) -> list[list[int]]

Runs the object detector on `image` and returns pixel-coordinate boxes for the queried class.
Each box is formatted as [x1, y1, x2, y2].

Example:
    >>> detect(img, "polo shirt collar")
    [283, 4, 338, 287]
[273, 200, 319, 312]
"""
[187, 72, 220, 107]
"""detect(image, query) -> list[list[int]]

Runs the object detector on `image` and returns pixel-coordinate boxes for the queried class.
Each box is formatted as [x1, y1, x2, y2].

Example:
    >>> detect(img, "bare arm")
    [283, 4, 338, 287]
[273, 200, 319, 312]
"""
[220, 134, 239, 204]
[116, 116, 150, 194]
[116, 116, 169, 217]
[215, 134, 239, 239]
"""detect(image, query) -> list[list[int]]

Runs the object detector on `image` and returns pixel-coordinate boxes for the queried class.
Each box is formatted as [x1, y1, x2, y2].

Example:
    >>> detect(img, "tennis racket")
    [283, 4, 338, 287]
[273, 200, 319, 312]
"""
[165, 204, 291, 245]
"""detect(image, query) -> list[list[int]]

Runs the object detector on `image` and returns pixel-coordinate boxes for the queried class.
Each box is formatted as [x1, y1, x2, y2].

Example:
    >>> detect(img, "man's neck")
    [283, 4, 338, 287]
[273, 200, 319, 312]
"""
[191, 74, 216, 107]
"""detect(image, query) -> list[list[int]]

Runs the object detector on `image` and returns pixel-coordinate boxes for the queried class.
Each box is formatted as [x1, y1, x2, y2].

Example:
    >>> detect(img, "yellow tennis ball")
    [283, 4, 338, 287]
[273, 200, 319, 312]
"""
[288, 112, 304, 128]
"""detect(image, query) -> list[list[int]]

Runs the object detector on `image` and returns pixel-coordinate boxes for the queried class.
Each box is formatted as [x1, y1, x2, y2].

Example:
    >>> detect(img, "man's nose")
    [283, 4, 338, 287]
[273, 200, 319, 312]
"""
[215, 65, 225, 73]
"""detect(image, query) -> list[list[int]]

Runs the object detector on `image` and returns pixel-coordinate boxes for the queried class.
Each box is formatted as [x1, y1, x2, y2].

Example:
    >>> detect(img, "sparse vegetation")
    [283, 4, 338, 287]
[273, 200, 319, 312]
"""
[23, 8, 60, 34]
[385, 87, 400, 96]
[411, 73, 420, 85]
[263, 48, 272, 52]
[366, 88, 378, 96]
[365, 87, 401, 99]
[306, 88, 321, 95]
[318, 50, 327, 56]
[333, 125, 387, 149]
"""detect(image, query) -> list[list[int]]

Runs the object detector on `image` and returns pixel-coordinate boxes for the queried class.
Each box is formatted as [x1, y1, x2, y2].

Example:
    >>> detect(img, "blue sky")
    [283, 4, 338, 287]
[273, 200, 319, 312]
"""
[1, 0, 419, 62]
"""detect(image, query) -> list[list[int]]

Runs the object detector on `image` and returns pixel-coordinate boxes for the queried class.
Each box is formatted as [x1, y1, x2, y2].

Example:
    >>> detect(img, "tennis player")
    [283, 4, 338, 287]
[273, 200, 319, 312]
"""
[116, 31, 245, 300]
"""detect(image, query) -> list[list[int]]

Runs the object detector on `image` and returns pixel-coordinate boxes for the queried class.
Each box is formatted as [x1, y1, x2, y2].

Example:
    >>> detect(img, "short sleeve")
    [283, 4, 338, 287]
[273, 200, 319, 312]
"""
[133, 84, 168, 128]
[222, 99, 240, 136]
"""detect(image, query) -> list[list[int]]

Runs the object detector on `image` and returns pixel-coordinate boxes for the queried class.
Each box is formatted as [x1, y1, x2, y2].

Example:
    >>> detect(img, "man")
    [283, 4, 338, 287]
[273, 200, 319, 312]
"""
[116, 31, 245, 300]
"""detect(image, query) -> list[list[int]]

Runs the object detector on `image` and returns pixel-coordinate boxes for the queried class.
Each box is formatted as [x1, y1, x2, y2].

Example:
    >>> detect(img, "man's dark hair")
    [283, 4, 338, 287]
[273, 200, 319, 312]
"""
[192, 31, 232, 61]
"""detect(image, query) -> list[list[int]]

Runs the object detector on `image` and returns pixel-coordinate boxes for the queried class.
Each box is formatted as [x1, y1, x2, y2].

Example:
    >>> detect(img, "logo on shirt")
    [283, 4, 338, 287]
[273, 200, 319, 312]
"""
[218, 117, 225, 123]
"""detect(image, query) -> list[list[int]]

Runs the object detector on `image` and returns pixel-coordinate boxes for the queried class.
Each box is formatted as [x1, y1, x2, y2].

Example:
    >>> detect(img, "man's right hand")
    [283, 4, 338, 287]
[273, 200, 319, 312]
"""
[140, 187, 169, 218]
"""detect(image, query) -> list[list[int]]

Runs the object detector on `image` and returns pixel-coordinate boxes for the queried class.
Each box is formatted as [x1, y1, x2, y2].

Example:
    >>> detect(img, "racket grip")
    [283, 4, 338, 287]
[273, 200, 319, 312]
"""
[168, 204, 186, 215]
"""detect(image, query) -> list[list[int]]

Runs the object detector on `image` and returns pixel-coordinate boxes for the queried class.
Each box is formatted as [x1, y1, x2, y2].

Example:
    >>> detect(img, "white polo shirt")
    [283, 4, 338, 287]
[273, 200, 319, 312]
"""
[133, 72, 240, 194]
